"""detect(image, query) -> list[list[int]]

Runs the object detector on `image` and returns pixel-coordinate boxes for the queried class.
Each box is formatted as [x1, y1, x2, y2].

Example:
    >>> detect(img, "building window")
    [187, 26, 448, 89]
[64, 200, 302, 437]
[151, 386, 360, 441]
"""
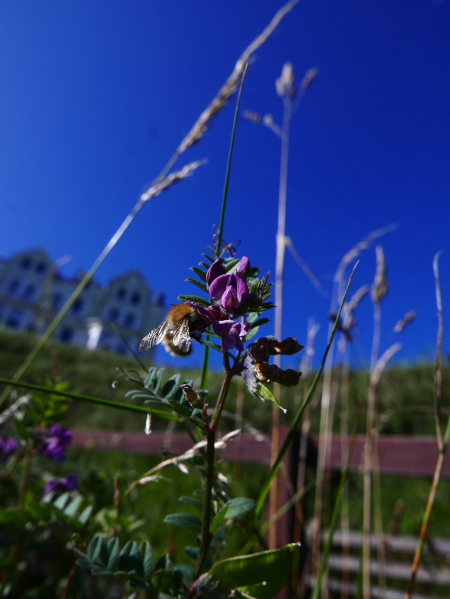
[20, 257, 32, 270]
[72, 298, 84, 314]
[116, 287, 126, 301]
[7, 310, 24, 329]
[109, 308, 119, 322]
[35, 262, 47, 274]
[23, 284, 36, 301]
[53, 293, 63, 312]
[130, 292, 141, 305]
[124, 313, 135, 328]
[60, 327, 73, 343]
[7, 279, 20, 295]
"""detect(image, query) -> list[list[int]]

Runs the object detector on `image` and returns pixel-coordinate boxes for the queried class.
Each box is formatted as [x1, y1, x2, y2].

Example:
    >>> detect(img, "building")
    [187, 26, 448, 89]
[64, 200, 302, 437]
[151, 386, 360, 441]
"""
[0, 248, 165, 355]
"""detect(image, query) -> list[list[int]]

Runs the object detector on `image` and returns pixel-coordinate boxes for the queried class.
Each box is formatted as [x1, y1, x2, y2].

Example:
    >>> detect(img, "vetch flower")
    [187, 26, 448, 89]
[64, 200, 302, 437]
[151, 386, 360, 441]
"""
[213, 320, 250, 352]
[206, 258, 226, 286]
[38, 424, 72, 462]
[207, 257, 251, 312]
[0, 436, 19, 461]
[44, 475, 79, 497]
[235, 256, 250, 280]
[209, 275, 249, 311]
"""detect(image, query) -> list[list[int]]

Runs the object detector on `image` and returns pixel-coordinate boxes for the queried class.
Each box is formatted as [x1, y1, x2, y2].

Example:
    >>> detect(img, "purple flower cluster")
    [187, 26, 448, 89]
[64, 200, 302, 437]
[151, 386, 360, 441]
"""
[0, 436, 19, 462]
[202, 256, 252, 350]
[38, 424, 72, 462]
[44, 475, 79, 497]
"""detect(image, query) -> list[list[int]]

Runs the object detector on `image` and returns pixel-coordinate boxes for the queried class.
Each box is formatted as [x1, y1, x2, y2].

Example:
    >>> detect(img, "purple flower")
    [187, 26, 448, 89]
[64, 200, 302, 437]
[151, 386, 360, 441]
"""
[209, 275, 249, 311]
[235, 256, 250, 280]
[44, 475, 79, 497]
[0, 436, 19, 462]
[206, 258, 225, 286]
[212, 320, 250, 352]
[38, 424, 72, 462]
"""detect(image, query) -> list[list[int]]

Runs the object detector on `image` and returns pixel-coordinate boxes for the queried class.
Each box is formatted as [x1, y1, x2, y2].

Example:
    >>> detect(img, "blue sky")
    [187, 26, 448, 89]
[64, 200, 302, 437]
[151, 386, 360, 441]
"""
[1, 0, 449, 371]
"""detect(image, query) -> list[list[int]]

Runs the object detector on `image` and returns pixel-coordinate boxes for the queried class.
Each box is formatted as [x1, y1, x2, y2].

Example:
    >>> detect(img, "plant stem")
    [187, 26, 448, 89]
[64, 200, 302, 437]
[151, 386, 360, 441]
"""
[216, 63, 247, 257]
[362, 301, 381, 599]
[194, 430, 216, 579]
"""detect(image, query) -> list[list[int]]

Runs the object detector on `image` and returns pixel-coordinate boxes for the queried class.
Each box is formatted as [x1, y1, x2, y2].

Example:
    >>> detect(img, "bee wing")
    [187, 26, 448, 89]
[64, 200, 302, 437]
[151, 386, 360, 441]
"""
[172, 318, 192, 354]
[139, 320, 169, 352]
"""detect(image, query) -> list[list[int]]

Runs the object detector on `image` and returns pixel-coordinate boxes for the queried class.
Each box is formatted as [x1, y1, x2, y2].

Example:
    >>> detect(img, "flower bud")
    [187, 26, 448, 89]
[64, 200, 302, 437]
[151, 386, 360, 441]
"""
[206, 258, 225, 286]
[235, 256, 250, 280]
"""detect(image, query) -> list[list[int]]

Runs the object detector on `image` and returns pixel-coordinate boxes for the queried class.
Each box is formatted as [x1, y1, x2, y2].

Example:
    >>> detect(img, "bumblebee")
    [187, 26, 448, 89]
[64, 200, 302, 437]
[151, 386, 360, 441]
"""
[139, 304, 204, 357]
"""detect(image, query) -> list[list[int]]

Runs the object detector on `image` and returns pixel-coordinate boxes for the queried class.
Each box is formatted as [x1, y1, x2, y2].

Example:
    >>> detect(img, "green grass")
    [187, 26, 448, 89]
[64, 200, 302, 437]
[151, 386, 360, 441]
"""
[1, 329, 448, 436]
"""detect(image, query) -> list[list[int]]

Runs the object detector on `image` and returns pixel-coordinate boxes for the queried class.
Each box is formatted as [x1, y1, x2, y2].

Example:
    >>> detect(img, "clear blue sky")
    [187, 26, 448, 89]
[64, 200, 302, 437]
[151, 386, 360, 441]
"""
[1, 0, 449, 371]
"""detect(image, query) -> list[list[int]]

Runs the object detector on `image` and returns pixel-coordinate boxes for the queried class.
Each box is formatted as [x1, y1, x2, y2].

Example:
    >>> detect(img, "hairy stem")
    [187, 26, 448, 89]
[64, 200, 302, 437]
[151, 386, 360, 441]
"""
[194, 430, 216, 579]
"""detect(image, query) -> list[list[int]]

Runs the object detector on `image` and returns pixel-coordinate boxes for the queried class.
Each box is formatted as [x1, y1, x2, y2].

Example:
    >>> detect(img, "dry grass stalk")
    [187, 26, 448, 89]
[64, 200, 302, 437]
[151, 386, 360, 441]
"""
[433, 251, 444, 451]
[140, 160, 205, 202]
[176, 0, 300, 157]
[335, 224, 397, 301]
[405, 251, 445, 599]
[301, 66, 319, 92]
[311, 227, 395, 586]
[363, 247, 389, 599]
[270, 58, 297, 550]
[393, 310, 416, 334]
[371, 245, 388, 304]
[285, 236, 327, 296]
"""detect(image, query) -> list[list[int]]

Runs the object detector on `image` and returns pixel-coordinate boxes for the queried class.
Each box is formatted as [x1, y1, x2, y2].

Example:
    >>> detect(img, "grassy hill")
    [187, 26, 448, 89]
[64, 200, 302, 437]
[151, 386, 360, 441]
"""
[0, 328, 448, 436]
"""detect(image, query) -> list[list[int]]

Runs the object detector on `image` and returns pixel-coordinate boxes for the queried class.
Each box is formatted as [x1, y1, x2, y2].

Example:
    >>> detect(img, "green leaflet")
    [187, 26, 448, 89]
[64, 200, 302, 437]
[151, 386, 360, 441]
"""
[179, 496, 203, 512]
[63, 495, 83, 517]
[178, 294, 211, 308]
[224, 497, 256, 519]
[254, 383, 287, 414]
[138, 541, 153, 578]
[162, 374, 180, 399]
[186, 278, 208, 293]
[87, 535, 103, 562]
[118, 540, 139, 572]
[106, 538, 119, 571]
[191, 266, 207, 281]
[164, 513, 202, 534]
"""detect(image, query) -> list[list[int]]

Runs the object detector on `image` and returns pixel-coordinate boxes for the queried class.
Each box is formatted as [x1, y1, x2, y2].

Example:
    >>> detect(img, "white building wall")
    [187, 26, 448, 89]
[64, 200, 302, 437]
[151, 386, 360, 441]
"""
[0, 249, 165, 357]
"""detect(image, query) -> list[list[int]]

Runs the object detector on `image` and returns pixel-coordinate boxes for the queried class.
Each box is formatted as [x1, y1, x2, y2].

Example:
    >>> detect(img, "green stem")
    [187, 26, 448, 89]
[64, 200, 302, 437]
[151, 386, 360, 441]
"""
[211, 370, 233, 433]
[216, 63, 248, 256]
[0, 377, 180, 421]
[255, 262, 358, 518]
[200, 66, 247, 394]
[194, 430, 216, 579]
[200, 327, 211, 391]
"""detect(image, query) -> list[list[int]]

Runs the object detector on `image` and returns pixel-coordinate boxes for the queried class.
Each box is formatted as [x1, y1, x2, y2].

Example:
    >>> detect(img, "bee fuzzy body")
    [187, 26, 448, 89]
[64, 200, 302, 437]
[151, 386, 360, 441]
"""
[139, 304, 204, 357]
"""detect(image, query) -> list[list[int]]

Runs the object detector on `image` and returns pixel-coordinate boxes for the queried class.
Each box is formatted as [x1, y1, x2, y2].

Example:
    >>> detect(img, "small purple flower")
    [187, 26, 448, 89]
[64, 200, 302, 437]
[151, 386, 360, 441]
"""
[235, 256, 250, 280]
[213, 320, 250, 352]
[209, 275, 249, 311]
[206, 258, 226, 286]
[44, 475, 79, 497]
[38, 424, 72, 462]
[0, 436, 19, 462]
